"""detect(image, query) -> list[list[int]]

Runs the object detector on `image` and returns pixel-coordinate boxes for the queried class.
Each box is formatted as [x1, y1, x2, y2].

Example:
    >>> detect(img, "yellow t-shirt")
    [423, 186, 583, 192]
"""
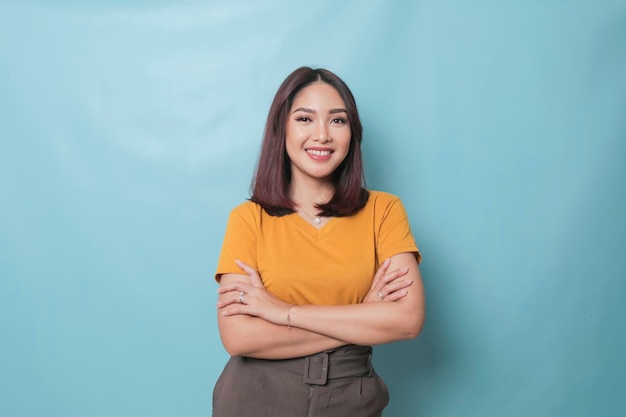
[215, 191, 420, 306]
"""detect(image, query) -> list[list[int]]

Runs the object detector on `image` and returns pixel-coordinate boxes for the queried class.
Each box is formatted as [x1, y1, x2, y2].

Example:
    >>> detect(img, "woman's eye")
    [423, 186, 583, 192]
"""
[332, 118, 347, 124]
[296, 116, 311, 122]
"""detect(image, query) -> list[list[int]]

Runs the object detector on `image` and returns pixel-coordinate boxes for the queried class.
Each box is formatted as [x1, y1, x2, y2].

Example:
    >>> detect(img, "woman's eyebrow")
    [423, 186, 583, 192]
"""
[329, 108, 347, 114]
[292, 107, 347, 114]
[292, 107, 315, 114]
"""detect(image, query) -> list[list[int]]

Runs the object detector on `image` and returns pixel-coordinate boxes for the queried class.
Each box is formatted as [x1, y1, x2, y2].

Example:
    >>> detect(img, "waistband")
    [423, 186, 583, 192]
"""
[244, 345, 373, 386]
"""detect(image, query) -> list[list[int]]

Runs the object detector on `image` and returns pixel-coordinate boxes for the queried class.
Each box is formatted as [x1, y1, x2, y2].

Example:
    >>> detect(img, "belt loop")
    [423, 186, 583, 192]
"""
[303, 352, 329, 385]
[367, 352, 373, 377]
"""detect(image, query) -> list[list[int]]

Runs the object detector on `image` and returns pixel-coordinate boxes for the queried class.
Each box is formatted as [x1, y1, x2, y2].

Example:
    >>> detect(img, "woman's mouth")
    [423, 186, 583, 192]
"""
[306, 148, 333, 160]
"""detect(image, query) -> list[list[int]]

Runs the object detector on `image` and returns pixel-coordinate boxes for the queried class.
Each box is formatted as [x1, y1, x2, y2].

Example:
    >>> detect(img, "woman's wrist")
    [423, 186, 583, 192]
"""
[286, 304, 295, 328]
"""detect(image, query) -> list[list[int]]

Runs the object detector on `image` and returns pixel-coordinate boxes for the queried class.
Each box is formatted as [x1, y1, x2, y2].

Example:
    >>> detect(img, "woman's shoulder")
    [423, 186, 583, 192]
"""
[222, 200, 265, 231]
[366, 190, 404, 207]
[229, 199, 263, 218]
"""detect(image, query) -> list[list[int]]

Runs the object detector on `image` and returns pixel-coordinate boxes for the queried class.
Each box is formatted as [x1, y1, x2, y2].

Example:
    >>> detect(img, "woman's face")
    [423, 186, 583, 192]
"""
[285, 82, 351, 186]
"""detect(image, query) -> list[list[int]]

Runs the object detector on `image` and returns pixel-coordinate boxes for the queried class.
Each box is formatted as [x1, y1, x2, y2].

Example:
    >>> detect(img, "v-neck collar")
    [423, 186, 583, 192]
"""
[287, 212, 337, 237]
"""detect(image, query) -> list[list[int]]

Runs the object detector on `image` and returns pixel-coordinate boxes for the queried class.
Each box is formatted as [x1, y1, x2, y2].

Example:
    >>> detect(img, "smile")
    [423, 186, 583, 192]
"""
[306, 149, 333, 157]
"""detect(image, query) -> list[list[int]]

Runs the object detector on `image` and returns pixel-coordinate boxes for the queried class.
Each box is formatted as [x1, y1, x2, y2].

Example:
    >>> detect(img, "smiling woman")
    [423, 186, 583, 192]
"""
[212, 67, 425, 417]
[285, 82, 351, 193]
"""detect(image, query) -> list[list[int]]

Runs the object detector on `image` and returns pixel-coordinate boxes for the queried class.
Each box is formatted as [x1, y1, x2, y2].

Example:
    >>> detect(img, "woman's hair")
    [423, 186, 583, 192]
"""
[250, 66, 369, 217]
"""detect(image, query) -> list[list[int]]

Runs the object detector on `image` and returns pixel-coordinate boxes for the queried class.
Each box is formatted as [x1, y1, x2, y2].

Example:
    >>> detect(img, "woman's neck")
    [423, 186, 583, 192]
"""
[289, 178, 334, 212]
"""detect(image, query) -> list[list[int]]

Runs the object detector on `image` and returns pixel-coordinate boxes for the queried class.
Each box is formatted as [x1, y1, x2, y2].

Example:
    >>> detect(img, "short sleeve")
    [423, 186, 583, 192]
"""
[214, 203, 259, 282]
[375, 196, 422, 265]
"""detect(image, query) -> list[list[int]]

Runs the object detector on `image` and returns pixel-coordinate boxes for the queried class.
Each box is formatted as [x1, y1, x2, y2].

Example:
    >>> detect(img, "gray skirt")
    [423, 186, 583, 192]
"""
[212, 345, 389, 417]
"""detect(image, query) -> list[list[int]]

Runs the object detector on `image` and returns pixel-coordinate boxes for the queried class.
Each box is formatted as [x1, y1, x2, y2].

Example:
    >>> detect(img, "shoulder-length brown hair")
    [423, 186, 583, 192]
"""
[250, 67, 369, 217]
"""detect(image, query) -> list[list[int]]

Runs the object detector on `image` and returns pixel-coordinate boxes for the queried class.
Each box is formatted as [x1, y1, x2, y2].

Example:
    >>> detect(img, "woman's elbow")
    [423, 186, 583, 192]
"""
[405, 319, 424, 340]
[219, 331, 250, 357]
[399, 311, 425, 340]
[220, 337, 238, 356]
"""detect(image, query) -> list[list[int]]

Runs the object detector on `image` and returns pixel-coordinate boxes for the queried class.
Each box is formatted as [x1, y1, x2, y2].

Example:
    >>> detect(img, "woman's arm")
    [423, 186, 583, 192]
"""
[219, 252, 425, 350]
[288, 253, 424, 344]
[217, 273, 348, 359]
[217, 258, 412, 359]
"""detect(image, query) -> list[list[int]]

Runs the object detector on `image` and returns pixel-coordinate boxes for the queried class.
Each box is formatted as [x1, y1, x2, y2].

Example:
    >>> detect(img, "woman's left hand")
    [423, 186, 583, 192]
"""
[217, 260, 291, 325]
[362, 258, 412, 303]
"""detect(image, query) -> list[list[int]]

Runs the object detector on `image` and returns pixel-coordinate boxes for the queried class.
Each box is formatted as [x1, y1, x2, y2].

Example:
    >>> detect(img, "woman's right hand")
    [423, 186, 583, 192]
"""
[218, 260, 292, 326]
[363, 258, 412, 303]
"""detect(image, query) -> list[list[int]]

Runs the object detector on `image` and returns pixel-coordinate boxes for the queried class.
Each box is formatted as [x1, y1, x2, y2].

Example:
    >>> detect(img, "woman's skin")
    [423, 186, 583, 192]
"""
[216, 81, 426, 360]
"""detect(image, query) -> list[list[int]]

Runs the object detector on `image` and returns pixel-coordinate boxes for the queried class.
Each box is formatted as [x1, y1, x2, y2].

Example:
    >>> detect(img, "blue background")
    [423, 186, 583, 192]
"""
[1, 1, 625, 416]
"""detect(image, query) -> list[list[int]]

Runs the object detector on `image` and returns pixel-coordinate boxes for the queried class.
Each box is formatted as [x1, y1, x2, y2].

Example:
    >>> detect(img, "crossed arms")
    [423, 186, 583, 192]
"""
[216, 252, 425, 360]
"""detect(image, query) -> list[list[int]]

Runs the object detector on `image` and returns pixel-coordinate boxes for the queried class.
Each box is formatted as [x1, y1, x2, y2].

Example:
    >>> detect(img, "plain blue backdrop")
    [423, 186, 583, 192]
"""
[1, 1, 625, 416]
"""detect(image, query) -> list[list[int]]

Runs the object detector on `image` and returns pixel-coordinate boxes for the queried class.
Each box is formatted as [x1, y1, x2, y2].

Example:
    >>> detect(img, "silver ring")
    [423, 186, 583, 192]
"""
[239, 292, 245, 304]
[378, 291, 384, 299]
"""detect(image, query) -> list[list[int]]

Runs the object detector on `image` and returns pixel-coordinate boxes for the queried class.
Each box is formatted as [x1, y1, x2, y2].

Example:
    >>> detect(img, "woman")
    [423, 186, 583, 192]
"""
[213, 67, 425, 416]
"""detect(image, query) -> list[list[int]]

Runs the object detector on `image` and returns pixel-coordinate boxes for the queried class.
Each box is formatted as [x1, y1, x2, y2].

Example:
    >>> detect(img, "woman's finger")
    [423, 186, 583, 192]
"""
[220, 303, 251, 317]
[370, 258, 391, 289]
[372, 267, 409, 298]
[363, 266, 412, 303]
[382, 289, 408, 302]
[217, 281, 253, 294]
[363, 260, 396, 303]
[385, 278, 412, 293]
[379, 267, 409, 286]
[218, 289, 247, 308]
[236, 259, 264, 287]
[380, 279, 412, 300]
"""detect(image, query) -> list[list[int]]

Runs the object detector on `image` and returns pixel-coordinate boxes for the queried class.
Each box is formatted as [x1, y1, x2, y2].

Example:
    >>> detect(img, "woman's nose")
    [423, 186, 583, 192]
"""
[314, 123, 330, 142]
